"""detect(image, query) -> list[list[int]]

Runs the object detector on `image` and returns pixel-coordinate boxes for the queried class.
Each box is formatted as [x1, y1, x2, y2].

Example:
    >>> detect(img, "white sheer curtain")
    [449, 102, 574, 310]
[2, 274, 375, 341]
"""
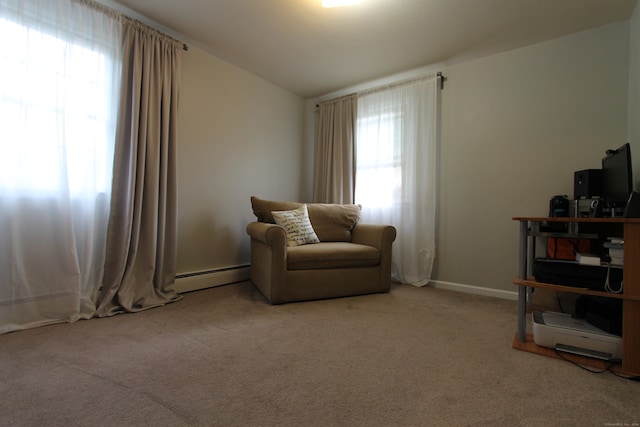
[0, 0, 121, 333]
[355, 75, 440, 286]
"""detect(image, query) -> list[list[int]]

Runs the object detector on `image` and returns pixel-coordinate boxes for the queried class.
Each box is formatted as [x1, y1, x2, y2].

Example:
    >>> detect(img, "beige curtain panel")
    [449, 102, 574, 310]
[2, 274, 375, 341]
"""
[313, 94, 357, 204]
[97, 20, 183, 316]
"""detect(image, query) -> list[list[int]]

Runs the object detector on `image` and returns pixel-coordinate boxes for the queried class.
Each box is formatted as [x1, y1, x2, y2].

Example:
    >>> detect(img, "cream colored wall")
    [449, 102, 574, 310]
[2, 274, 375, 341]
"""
[434, 22, 629, 293]
[177, 46, 304, 275]
[306, 21, 631, 296]
[176, 15, 633, 292]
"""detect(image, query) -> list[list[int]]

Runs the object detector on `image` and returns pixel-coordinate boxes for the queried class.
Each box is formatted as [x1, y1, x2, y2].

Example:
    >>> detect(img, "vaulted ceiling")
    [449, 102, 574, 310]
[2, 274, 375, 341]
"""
[106, 0, 637, 98]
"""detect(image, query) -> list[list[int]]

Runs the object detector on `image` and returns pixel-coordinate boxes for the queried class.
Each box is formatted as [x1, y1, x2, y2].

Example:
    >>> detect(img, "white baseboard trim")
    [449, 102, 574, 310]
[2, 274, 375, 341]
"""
[429, 280, 518, 301]
[175, 268, 517, 301]
[175, 265, 250, 294]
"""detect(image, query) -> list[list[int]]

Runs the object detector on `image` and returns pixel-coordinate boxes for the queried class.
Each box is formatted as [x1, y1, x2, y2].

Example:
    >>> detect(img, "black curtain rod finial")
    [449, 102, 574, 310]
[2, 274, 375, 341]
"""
[437, 71, 445, 90]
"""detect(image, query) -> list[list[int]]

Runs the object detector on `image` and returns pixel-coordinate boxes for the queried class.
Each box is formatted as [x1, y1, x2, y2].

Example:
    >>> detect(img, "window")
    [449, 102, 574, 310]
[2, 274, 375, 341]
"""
[354, 77, 439, 285]
[0, 0, 122, 333]
[0, 15, 118, 197]
[355, 107, 403, 209]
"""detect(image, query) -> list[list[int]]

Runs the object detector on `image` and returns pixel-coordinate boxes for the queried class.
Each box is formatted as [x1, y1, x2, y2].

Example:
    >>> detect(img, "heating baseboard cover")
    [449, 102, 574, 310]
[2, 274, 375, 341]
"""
[532, 311, 622, 360]
[175, 265, 250, 293]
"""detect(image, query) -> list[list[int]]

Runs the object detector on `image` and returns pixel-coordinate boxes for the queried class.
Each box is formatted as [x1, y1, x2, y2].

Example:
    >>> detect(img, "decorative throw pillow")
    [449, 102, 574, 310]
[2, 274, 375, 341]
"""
[251, 196, 302, 224]
[271, 204, 320, 247]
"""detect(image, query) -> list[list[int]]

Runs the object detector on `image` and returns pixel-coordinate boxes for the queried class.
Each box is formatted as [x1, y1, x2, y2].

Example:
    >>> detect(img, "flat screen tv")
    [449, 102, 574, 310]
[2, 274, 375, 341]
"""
[601, 143, 633, 207]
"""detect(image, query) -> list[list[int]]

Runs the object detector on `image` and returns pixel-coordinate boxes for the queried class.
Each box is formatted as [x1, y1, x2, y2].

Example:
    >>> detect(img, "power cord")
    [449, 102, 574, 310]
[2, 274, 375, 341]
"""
[554, 349, 640, 382]
[604, 264, 623, 294]
[555, 292, 566, 313]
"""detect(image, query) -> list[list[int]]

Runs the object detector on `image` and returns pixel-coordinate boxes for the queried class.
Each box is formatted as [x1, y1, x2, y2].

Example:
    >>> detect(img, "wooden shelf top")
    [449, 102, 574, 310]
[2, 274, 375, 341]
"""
[513, 216, 640, 223]
[514, 278, 640, 301]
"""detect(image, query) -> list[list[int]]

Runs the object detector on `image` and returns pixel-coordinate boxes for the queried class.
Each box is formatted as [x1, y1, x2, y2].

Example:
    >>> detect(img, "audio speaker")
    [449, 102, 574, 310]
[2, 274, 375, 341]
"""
[574, 169, 602, 199]
[624, 191, 640, 217]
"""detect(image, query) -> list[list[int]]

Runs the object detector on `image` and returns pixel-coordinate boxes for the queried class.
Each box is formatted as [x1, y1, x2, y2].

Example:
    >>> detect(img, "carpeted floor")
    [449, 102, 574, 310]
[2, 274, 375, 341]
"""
[0, 282, 638, 426]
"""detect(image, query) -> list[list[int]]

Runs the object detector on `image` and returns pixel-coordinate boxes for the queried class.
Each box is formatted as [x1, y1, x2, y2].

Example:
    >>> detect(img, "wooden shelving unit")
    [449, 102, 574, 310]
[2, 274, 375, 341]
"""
[512, 217, 640, 377]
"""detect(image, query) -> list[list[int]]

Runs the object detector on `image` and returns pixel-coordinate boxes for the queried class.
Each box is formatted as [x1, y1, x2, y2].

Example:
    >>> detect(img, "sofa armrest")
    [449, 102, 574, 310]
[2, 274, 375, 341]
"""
[246, 222, 288, 303]
[246, 221, 287, 247]
[351, 223, 397, 250]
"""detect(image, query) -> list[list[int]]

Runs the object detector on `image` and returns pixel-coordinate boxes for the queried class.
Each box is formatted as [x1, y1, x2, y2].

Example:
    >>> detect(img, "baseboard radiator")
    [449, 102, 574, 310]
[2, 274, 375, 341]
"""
[175, 265, 250, 294]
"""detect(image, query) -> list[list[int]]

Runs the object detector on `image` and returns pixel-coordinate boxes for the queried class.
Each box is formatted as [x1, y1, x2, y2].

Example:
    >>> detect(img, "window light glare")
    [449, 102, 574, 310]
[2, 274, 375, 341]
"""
[322, 0, 362, 8]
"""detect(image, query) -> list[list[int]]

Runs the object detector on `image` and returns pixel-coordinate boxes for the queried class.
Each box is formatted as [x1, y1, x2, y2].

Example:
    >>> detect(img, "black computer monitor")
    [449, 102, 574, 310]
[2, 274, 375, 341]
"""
[601, 143, 633, 208]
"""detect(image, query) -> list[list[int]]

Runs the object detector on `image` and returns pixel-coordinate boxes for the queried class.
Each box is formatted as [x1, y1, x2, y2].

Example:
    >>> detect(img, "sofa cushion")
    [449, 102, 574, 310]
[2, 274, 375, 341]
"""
[306, 203, 360, 242]
[251, 196, 360, 242]
[251, 196, 302, 224]
[287, 242, 380, 270]
[271, 204, 320, 247]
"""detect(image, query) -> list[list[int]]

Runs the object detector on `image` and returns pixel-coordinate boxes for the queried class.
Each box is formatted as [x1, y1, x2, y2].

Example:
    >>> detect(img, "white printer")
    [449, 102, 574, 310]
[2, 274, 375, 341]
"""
[532, 311, 622, 361]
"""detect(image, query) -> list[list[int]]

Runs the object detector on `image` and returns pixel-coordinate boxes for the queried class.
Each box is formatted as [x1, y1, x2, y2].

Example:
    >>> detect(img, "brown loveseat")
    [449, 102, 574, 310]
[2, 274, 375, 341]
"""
[246, 196, 397, 304]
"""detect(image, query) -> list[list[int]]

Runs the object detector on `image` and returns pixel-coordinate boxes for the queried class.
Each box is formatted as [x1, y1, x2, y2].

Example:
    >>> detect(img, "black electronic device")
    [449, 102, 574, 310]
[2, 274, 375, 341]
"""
[549, 195, 569, 217]
[589, 199, 602, 218]
[533, 258, 623, 293]
[575, 295, 622, 336]
[624, 191, 640, 218]
[574, 169, 602, 199]
[601, 143, 633, 211]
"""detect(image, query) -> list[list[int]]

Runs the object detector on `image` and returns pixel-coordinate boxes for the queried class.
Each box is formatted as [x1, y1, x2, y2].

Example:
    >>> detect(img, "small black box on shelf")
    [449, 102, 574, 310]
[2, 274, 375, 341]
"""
[574, 169, 602, 199]
[532, 258, 623, 292]
[575, 295, 623, 336]
[624, 191, 640, 217]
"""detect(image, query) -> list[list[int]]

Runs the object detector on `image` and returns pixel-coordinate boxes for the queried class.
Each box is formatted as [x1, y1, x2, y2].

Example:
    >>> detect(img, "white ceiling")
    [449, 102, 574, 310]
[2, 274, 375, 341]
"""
[106, 0, 637, 98]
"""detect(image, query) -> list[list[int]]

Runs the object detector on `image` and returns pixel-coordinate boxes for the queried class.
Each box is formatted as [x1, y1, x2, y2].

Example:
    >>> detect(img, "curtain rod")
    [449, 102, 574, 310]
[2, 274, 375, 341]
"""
[316, 93, 356, 109]
[316, 71, 445, 108]
[83, 0, 189, 51]
[357, 71, 444, 97]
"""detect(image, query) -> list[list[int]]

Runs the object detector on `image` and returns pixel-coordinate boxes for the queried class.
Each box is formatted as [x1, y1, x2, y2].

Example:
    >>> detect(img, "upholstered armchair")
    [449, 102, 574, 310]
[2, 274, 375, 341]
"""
[246, 196, 397, 304]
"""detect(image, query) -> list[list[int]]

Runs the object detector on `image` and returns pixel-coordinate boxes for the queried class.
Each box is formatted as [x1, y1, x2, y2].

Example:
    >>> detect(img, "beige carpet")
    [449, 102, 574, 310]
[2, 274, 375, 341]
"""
[0, 282, 638, 427]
